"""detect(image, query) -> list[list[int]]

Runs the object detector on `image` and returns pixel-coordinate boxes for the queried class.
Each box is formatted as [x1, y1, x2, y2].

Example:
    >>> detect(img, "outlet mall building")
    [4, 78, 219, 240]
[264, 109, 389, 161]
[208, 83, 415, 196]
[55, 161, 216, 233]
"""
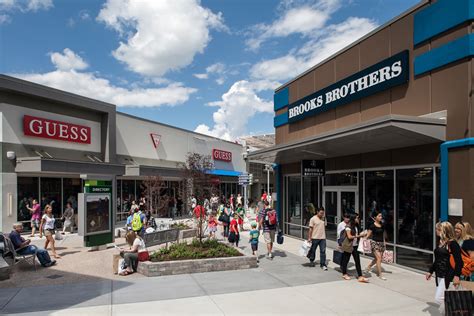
[249, 0, 474, 270]
[0, 75, 246, 233]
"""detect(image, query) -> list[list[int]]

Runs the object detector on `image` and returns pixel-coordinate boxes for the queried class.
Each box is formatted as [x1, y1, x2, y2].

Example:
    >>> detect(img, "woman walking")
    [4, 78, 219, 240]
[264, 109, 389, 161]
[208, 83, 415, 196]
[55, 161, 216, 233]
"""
[27, 199, 41, 237]
[39, 205, 61, 259]
[220, 203, 231, 238]
[340, 214, 369, 282]
[426, 222, 463, 313]
[365, 212, 387, 280]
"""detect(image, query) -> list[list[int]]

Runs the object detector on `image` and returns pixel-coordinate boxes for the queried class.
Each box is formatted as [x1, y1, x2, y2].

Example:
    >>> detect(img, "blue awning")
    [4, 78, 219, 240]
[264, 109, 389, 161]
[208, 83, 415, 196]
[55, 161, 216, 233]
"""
[207, 169, 242, 177]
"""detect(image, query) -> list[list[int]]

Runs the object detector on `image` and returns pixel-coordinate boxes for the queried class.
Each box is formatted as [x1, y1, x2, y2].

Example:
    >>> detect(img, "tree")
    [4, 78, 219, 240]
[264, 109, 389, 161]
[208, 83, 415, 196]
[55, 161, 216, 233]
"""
[141, 175, 168, 217]
[179, 152, 219, 242]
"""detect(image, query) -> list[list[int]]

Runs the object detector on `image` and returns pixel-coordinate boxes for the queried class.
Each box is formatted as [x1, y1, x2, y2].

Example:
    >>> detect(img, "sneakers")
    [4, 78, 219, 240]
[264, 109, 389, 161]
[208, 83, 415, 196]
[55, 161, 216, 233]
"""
[378, 275, 387, 281]
[266, 253, 274, 260]
[43, 260, 56, 267]
[309, 261, 316, 267]
[321, 266, 328, 271]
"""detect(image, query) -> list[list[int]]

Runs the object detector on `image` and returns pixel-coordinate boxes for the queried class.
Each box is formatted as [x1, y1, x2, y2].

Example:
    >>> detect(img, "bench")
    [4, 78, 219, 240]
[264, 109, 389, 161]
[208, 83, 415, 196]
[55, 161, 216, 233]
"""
[0, 256, 9, 280]
[143, 228, 179, 248]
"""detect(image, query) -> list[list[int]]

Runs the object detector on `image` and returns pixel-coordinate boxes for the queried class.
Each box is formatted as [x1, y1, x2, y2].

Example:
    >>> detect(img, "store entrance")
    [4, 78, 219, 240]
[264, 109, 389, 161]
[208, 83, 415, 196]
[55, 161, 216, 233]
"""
[322, 187, 358, 240]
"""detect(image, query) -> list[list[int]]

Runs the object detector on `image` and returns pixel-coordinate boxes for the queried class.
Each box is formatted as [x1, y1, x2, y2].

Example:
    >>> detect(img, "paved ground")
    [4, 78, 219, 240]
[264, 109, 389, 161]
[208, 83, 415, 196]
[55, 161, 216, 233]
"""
[0, 230, 440, 315]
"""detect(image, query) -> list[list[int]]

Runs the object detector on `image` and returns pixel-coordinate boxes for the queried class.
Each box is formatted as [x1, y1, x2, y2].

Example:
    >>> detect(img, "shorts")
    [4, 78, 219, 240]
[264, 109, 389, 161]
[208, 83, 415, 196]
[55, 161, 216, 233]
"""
[208, 226, 217, 233]
[251, 243, 258, 251]
[370, 240, 385, 253]
[44, 229, 55, 237]
[31, 219, 40, 229]
[263, 230, 276, 244]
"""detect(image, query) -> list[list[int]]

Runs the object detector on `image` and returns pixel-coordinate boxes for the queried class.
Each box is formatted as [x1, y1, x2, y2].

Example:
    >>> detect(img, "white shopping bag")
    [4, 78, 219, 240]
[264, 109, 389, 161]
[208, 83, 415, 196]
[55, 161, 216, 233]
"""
[118, 259, 127, 274]
[299, 240, 311, 256]
[55, 231, 63, 240]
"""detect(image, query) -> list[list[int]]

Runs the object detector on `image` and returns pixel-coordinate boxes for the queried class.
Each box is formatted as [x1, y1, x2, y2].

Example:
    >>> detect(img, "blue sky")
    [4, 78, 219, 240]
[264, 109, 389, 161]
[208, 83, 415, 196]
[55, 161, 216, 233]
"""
[0, 0, 420, 141]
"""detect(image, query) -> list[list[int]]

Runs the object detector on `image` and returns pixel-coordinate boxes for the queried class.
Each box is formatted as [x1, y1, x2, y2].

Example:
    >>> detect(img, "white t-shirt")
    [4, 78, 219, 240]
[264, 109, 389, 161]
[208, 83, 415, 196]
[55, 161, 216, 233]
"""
[337, 221, 347, 239]
[42, 214, 55, 230]
[133, 237, 146, 252]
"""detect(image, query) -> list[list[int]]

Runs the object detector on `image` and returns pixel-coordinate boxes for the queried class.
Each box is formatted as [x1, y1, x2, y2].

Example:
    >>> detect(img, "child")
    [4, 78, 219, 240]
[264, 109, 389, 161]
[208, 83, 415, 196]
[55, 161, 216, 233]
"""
[249, 222, 260, 262]
[236, 203, 245, 231]
[229, 213, 240, 247]
[208, 212, 218, 239]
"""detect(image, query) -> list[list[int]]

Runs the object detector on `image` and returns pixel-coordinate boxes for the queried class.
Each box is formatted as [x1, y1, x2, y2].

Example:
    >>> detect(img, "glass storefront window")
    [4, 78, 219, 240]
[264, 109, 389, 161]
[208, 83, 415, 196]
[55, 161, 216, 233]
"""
[303, 177, 318, 227]
[286, 176, 301, 225]
[17, 177, 39, 224]
[396, 168, 434, 250]
[324, 191, 338, 240]
[116, 179, 124, 221]
[286, 224, 302, 239]
[396, 247, 433, 271]
[121, 180, 135, 213]
[40, 178, 62, 218]
[365, 170, 394, 243]
[358, 172, 364, 228]
[63, 178, 81, 221]
[325, 172, 357, 186]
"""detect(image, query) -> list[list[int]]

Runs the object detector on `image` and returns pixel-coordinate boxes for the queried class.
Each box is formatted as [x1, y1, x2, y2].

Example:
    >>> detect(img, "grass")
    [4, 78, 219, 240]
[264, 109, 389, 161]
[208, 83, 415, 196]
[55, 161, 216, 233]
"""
[150, 239, 242, 262]
[170, 223, 193, 230]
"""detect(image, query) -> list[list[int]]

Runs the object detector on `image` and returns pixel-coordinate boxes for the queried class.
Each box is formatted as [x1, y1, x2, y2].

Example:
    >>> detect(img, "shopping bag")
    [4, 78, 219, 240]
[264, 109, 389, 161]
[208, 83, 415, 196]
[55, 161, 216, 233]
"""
[333, 250, 343, 265]
[54, 231, 63, 240]
[277, 230, 284, 244]
[359, 238, 371, 253]
[382, 250, 394, 264]
[118, 259, 127, 274]
[445, 287, 473, 316]
[299, 241, 311, 256]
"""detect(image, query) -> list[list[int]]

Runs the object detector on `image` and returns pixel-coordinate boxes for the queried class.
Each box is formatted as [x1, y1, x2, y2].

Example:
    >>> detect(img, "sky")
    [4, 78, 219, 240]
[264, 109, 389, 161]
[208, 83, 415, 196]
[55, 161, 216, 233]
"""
[0, 0, 420, 141]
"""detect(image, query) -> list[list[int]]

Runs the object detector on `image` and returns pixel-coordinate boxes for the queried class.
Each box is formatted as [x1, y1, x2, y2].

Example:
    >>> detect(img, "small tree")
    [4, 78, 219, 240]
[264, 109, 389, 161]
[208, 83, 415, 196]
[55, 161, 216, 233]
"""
[141, 175, 168, 217]
[180, 152, 218, 243]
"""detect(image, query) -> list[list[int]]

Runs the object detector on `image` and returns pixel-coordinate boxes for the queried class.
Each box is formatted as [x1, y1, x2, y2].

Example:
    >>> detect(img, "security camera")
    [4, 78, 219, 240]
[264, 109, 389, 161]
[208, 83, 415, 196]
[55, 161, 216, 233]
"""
[6, 151, 16, 160]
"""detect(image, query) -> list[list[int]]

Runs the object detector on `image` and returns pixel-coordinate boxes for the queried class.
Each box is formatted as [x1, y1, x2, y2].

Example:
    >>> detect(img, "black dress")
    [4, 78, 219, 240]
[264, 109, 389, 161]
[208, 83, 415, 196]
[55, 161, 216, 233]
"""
[429, 240, 463, 289]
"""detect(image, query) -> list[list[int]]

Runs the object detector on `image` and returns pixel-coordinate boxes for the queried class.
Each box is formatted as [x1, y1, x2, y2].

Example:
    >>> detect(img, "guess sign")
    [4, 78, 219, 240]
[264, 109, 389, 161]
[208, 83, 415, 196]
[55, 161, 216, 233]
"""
[23, 115, 91, 144]
[212, 149, 232, 162]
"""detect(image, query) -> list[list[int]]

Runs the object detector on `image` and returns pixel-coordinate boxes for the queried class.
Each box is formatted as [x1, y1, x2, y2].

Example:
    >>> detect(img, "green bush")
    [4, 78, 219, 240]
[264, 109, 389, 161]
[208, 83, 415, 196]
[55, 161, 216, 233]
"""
[150, 238, 241, 262]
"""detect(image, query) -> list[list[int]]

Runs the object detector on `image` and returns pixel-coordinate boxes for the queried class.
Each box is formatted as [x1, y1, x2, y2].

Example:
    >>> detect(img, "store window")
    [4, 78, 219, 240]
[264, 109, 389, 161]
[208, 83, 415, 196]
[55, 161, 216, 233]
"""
[63, 178, 81, 216]
[396, 247, 433, 271]
[303, 177, 318, 227]
[396, 168, 434, 250]
[365, 170, 394, 243]
[325, 172, 357, 186]
[40, 178, 62, 218]
[121, 180, 135, 214]
[286, 176, 301, 226]
[17, 177, 39, 223]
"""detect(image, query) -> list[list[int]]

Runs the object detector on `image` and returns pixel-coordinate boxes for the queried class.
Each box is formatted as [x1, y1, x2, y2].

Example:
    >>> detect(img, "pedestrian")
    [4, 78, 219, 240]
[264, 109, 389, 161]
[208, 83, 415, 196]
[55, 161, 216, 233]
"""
[365, 211, 387, 280]
[236, 193, 242, 206]
[426, 222, 463, 313]
[306, 207, 328, 270]
[236, 203, 245, 231]
[340, 214, 369, 282]
[258, 200, 278, 260]
[118, 231, 146, 276]
[337, 213, 350, 241]
[130, 200, 139, 213]
[61, 202, 74, 234]
[208, 212, 218, 239]
[454, 221, 473, 248]
[220, 203, 231, 237]
[39, 205, 61, 259]
[249, 222, 260, 262]
[454, 221, 474, 280]
[9, 223, 56, 267]
[229, 213, 240, 247]
[26, 199, 41, 237]
[131, 207, 146, 237]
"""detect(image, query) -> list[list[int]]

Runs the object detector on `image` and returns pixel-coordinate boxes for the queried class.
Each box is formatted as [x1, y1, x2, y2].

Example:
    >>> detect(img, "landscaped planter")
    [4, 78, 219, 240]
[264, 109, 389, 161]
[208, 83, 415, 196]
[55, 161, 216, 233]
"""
[137, 252, 257, 277]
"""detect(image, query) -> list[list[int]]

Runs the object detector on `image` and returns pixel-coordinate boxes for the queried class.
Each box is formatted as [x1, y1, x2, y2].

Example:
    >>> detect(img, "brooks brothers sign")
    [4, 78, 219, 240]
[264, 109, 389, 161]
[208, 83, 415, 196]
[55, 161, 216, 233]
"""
[288, 50, 409, 123]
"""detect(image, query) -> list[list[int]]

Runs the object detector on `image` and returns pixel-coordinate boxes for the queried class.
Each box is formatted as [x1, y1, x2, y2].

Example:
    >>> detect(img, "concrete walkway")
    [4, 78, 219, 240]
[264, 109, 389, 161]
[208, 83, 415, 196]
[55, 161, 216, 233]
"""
[0, 233, 440, 315]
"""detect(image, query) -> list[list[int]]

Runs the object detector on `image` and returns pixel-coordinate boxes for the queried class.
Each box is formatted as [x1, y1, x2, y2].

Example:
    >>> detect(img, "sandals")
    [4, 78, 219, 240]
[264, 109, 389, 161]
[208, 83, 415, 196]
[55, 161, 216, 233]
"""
[358, 277, 369, 283]
[342, 275, 351, 280]
[119, 270, 132, 276]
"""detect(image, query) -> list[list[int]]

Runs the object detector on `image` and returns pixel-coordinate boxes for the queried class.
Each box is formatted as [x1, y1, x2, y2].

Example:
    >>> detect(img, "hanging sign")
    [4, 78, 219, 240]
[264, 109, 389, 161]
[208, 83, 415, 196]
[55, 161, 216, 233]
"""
[302, 160, 325, 177]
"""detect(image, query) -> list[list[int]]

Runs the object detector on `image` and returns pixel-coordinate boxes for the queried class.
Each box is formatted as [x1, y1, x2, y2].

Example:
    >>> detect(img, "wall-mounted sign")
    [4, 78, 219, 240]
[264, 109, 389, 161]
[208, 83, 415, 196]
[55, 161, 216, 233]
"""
[302, 160, 325, 177]
[23, 115, 91, 144]
[213, 149, 232, 162]
[150, 133, 161, 148]
[288, 50, 409, 123]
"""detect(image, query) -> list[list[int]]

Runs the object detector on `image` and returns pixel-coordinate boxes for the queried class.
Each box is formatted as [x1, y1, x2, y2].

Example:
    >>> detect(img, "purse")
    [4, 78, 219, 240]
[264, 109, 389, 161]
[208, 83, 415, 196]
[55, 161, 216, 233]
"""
[382, 250, 393, 264]
[333, 250, 343, 265]
[228, 231, 236, 243]
[138, 251, 150, 262]
[277, 230, 284, 244]
[445, 286, 473, 316]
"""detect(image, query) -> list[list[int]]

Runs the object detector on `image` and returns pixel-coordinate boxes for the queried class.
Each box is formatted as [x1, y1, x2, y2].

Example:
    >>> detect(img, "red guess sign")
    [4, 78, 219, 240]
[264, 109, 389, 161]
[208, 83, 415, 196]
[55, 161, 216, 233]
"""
[212, 149, 232, 162]
[23, 115, 91, 144]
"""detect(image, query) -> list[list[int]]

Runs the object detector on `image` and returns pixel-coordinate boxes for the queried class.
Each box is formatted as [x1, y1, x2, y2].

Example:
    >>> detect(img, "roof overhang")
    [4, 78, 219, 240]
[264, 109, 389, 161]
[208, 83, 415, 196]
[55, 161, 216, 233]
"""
[125, 165, 183, 178]
[248, 115, 446, 164]
[15, 157, 125, 175]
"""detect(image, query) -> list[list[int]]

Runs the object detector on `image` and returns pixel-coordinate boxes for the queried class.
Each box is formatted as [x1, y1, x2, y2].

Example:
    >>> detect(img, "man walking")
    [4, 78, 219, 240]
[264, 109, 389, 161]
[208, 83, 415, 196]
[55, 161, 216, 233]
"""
[258, 200, 278, 259]
[307, 207, 328, 270]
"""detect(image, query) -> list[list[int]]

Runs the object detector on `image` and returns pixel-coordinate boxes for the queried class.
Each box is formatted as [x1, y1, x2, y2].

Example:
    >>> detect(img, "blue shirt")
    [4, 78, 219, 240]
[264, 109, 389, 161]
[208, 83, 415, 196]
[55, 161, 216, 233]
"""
[249, 229, 259, 244]
[9, 230, 24, 250]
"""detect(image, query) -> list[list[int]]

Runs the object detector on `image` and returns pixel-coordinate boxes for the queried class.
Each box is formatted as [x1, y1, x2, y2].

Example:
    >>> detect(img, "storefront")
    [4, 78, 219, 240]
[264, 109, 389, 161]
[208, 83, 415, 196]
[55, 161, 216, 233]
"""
[249, 0, 474, 271]
[0, 75, 245, 233]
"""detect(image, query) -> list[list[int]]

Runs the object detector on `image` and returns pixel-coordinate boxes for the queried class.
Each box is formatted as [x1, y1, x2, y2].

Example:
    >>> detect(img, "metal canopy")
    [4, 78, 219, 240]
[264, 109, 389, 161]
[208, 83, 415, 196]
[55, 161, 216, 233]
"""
[15, 157, 125, 175]
[248, 115, 446, 164]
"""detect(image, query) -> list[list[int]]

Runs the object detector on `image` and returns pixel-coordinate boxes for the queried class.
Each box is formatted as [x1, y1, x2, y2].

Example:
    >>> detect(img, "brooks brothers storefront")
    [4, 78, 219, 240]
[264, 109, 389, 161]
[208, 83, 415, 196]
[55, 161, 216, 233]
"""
[249, 0, 474, 271]
[0, 75, 245, 233]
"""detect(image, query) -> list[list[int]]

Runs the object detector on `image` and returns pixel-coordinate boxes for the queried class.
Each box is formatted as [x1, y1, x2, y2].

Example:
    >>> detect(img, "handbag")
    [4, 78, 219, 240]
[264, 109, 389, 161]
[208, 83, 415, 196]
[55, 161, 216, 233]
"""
[382, 250, 394, 264]
[277, 230, 284, 244]
[299, 241, 311, 256]
[445, 286, 473, 316]
[138, 251, 150, 262]
[218, 212, 230, 223]
[333, 250, 343, 265]
[228, 231, 236, 243]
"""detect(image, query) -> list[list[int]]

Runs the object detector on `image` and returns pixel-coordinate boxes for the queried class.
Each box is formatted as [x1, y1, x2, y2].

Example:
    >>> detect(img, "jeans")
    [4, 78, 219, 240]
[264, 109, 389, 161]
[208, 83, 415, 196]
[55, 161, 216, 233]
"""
[17, 245, 51, 266]
[223, 224, 229, 237]
[307, 239, 327, 267]
[341, 251, 351, 275]
[122, 252, 138, 272]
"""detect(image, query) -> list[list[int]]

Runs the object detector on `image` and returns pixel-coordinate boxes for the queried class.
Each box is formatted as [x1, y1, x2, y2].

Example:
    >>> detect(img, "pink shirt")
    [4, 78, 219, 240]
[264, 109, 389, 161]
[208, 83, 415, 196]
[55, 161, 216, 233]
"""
[31, 204, 41, 220]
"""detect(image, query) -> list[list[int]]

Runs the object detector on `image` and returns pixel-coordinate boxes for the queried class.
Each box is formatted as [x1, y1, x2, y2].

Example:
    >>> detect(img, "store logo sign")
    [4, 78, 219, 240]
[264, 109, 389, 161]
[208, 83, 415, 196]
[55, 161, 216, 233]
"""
[150, 133, 161, 148]
[302, 160, 325, 177]
[23, 115, 91, 144]
[288, 50, 409, 123]
[213, 149, 232, 162]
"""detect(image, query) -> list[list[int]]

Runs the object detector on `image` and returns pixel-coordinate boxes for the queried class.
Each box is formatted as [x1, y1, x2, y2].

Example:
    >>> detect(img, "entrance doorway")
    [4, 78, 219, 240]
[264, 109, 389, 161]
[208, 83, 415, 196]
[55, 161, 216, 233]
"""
[322, 187, 358, 240]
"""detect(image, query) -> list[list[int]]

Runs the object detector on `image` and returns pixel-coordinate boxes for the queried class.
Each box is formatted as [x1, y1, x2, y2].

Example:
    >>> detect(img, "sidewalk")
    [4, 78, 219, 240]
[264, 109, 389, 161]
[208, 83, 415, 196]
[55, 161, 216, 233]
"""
[0, 233, 440, 315]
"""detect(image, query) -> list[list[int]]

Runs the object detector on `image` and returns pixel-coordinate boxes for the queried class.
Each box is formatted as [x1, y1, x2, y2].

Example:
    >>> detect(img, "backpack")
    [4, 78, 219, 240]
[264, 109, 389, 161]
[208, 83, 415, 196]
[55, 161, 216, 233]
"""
[449, 246, 474, 277]
[265, 208, 277, 226]
[131, 212, 143, 232]
[337, 228, 347, 246]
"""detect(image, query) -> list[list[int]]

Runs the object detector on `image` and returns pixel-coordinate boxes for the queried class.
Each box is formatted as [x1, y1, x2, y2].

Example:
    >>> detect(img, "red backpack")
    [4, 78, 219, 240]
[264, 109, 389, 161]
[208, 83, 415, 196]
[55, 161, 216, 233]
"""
[265, 208, 277, 226]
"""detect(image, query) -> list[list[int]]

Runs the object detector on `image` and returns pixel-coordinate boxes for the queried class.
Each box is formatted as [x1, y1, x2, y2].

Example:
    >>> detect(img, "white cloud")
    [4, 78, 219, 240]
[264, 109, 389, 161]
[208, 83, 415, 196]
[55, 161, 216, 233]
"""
[246, 0, 340, 51]
[193, 62, 230, 85]
[194, 73, 208, 80]
[49, 48, 88, 71]
[195, 80, 279, 141]
[97, 0, 227, 77]
[12, 48, 197, 108]
[0, 0, 52, 21]
[250, 17, 377, 81]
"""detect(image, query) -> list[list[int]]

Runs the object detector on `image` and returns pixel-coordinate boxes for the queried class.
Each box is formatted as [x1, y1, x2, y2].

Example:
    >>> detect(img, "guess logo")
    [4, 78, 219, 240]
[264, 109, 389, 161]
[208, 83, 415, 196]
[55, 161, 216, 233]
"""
[23, 115, 91, 144]
[213, 149, 232, 162]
